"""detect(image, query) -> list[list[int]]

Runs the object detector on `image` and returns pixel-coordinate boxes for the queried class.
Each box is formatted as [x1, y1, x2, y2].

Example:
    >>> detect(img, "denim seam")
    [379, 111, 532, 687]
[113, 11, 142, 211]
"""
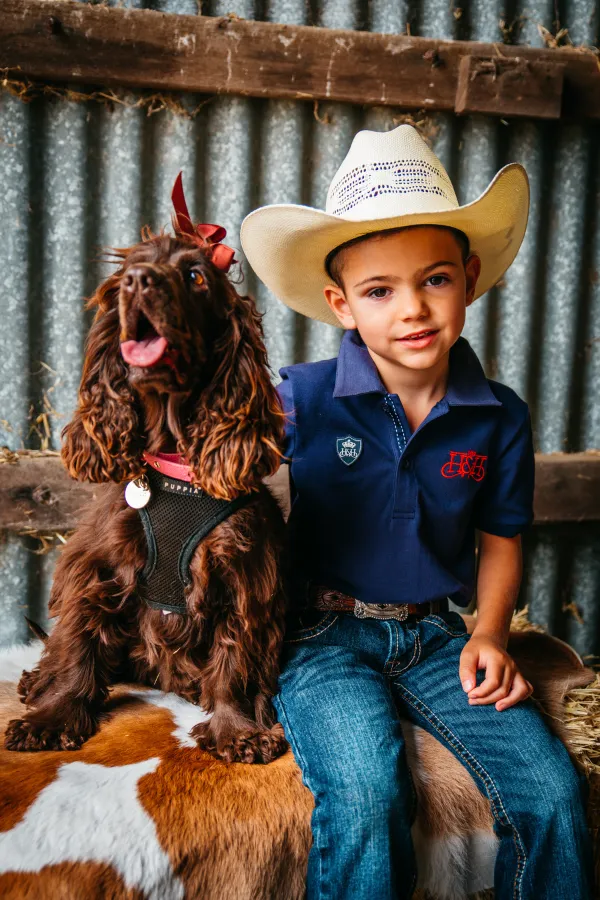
[421, 616, 468, 638]
[394, 683, 527, 900]
[388, 630, 421, 676]
[382, 620, 399, 674]
[284, 614, 339, 644]
[275, 695, 326, 897]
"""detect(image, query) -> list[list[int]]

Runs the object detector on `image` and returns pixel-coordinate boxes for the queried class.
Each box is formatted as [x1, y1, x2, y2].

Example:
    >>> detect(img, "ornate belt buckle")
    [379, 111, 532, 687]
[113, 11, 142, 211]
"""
[354, 600, 409, 621]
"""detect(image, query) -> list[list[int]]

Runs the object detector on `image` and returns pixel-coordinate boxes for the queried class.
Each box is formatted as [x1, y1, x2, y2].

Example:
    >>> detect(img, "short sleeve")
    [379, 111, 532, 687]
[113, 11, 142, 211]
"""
[474, 405, 535, 538]
[276, 369, 296, 462]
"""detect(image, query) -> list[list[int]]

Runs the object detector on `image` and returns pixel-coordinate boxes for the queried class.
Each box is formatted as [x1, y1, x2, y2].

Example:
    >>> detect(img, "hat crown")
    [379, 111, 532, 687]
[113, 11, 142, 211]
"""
[325, 124, 458, 221]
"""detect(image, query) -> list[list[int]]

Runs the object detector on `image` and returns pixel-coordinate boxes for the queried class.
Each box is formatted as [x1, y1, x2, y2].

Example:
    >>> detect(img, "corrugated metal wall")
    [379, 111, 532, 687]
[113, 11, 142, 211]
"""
[0, 0, 599, 655]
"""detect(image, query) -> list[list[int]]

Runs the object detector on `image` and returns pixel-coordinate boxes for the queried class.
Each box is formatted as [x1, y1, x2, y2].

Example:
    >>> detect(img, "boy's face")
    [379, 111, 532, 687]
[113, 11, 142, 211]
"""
[323, 226, 481, 374]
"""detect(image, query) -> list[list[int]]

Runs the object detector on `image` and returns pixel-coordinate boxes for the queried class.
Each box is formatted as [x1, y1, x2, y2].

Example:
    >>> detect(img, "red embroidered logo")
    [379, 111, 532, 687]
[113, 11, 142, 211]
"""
[441, 449, 487, 482]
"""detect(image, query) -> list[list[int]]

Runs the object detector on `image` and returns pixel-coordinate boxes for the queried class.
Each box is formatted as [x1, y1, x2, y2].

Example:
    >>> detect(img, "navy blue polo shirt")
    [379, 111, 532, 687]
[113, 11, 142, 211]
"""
[277, 328, 535, 608]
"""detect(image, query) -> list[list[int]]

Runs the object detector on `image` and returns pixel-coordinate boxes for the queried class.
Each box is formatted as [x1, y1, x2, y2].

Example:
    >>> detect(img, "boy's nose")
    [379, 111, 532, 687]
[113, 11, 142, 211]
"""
[395, 289, 429, 320]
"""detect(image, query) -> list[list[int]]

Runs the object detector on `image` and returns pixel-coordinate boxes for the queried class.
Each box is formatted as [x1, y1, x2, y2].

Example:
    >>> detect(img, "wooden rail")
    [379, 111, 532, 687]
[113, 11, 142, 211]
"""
[2, 0, 600, 119]
[0, 452, 598, 533]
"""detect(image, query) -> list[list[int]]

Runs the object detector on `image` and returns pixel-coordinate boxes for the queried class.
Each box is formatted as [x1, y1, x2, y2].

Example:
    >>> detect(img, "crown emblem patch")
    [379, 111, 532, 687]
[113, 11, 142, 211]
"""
[336, 435, 362, 466]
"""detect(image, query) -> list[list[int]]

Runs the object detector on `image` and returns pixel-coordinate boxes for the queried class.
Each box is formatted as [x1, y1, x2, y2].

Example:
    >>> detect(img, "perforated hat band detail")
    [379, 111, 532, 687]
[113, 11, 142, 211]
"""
[327, 158, 457, 217]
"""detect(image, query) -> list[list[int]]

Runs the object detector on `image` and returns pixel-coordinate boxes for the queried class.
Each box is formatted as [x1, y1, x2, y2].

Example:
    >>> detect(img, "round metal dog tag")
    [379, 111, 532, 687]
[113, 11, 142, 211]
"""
[125, 475, 151, 509]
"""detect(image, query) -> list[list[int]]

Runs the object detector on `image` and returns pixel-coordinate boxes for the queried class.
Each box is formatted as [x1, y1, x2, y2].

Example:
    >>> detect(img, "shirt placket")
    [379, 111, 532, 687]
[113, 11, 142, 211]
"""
[383, 394, 416, 518]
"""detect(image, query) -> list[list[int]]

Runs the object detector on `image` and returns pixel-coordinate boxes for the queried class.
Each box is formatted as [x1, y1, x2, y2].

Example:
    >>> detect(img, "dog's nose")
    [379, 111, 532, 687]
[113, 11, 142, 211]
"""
[122, 266, 161, 295]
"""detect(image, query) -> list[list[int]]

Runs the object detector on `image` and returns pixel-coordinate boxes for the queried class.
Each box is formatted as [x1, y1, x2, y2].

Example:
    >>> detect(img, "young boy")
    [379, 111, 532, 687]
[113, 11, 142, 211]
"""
[240, 125, 594, 899]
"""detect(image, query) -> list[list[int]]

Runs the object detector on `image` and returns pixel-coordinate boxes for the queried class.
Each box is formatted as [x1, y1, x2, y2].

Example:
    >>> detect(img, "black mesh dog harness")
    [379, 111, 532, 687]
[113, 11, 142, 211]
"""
[137, 468, 252, 614]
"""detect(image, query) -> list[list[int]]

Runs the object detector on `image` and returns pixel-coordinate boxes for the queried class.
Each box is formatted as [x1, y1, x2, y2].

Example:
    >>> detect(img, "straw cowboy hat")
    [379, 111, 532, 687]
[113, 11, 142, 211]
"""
[240, 124, 529, 328]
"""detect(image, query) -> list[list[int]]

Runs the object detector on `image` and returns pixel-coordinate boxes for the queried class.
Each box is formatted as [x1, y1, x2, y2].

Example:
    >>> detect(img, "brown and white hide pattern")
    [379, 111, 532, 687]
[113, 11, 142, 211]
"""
[0, 623, 594, 900]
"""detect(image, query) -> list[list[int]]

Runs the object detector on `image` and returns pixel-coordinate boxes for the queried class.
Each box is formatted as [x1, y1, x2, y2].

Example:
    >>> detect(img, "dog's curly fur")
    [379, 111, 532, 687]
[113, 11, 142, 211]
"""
[5, 228, 289, 764]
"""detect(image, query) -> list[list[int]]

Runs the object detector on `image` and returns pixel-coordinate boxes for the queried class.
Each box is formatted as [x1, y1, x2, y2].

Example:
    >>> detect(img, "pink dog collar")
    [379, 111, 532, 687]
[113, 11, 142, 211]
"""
[142, 451, 192, 483]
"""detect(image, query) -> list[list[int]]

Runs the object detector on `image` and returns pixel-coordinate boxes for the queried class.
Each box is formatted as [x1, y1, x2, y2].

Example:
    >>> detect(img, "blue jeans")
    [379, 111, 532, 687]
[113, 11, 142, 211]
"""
[272, 608, 594, 900]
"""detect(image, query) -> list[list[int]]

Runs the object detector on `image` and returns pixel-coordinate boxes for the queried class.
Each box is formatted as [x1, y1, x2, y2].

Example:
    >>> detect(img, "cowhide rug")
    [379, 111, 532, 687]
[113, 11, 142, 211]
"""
[0, 615, 597, 900]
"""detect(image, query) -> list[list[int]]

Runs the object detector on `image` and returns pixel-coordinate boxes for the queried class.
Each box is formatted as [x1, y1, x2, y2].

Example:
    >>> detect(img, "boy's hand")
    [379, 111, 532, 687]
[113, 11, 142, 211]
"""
[459, 634, 533, 712]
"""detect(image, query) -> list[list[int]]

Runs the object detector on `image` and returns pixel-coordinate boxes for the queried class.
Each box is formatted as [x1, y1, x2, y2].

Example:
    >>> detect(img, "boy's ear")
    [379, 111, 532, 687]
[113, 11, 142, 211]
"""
[323, 284, 357, 329]
[465, 253, 482, 307]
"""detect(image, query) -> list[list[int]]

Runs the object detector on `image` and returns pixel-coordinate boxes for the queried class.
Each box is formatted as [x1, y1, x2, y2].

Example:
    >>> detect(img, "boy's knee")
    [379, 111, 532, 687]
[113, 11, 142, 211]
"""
[523, 755, 587, 817]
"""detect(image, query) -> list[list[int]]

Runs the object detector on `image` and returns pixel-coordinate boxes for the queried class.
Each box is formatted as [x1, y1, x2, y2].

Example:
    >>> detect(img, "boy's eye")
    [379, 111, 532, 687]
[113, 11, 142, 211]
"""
[368, 287, 390, 299]
[427, 274, 449, 287]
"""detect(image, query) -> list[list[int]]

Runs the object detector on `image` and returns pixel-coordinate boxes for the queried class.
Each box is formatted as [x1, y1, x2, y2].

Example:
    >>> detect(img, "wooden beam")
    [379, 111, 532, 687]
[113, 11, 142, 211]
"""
[2, 0, 599, 120]
[533, 452, 600, 525]
[0, 453, 98, 533]
[455, 56, 565, 119]
[0, 453, 598, 534]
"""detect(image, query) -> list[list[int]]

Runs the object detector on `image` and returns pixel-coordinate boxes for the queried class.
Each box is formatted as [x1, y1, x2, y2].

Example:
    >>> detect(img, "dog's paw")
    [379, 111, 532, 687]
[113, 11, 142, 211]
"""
[252, 722, 289, 763]
[189, 720, 218, 756]
[191, 721, 289, 764]
[17, 669, 38, 705]
[4, 718, 86, 752]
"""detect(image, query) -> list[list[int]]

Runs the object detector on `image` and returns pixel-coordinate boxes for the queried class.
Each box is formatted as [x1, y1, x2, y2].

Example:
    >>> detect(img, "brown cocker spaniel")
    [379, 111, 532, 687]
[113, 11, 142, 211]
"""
[5, 191, 289, 764]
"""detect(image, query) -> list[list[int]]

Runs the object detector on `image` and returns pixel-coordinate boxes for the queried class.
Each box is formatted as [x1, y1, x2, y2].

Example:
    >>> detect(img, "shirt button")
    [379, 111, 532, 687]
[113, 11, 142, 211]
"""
[401, 458, 412, 470]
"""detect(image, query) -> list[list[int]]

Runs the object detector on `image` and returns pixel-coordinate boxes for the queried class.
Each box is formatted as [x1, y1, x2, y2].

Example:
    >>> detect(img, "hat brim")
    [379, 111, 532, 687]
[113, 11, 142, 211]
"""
[240, 163, 529, 328]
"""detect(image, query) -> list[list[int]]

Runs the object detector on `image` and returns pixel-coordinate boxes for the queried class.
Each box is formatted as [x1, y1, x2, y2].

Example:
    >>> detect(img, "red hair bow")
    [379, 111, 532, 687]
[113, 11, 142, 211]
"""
[171, 171, 237, 273]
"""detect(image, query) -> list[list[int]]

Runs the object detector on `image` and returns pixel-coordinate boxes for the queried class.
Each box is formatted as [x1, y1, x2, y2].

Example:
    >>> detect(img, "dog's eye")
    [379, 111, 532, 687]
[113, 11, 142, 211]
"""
[188, 269, 204, 286]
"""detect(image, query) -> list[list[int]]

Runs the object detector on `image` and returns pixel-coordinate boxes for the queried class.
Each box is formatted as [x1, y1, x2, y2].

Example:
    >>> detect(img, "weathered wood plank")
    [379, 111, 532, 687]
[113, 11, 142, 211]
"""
[533, 452, 600, 524]
[0, 453, 598, 533]
[455, 56, 565, 119]
[0, 454, 99, 532]
[2, 0, 599, 119]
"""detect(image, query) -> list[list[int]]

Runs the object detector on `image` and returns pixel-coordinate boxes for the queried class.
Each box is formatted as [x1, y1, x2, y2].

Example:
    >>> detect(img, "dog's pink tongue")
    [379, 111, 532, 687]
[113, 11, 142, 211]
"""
[120, 336, 168, 367]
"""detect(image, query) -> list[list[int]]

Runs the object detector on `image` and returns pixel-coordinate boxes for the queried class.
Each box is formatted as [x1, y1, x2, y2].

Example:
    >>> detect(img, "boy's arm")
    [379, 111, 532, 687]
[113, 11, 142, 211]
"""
[458, 398, 536, 712]
[471, 531, 522, 650]
[457, 531, 533, 712]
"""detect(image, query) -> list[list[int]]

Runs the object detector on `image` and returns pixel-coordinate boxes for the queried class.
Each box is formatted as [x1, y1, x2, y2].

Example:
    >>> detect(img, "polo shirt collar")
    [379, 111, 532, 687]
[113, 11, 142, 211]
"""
[333, 329, 502, 407]
[334, 329, 384, 397]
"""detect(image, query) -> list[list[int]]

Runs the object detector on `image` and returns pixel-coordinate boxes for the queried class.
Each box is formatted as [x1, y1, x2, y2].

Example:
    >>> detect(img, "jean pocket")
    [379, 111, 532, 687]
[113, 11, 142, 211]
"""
[420, 611, 468, 637]
[283, 609, 338, 643]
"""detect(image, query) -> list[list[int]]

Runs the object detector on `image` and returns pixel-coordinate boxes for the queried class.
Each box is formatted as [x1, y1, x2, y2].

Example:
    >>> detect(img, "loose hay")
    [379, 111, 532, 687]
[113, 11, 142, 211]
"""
[563, 673, 600, 891]
[1, 69, 215, 119]
[0, 448, 61, 465]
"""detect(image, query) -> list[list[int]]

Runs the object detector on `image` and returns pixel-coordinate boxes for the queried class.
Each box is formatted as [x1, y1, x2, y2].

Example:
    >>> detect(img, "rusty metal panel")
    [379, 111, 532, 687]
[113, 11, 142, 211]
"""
[0, 0, 598, 656]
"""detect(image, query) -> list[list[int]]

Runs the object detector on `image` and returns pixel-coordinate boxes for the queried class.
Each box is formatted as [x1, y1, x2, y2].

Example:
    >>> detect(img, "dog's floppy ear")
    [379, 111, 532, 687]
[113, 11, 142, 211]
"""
[61, 272, 144, 483]
[183, 282, 285, 500]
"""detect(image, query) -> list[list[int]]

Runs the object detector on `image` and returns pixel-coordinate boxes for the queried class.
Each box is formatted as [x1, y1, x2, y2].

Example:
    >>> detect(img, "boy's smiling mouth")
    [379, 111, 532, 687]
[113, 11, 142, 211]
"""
[396, 329, 439, 348]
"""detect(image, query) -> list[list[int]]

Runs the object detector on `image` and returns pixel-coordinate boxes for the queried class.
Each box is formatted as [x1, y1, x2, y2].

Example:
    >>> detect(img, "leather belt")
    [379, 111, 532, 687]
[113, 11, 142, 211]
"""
[311, 585, 444, 622]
